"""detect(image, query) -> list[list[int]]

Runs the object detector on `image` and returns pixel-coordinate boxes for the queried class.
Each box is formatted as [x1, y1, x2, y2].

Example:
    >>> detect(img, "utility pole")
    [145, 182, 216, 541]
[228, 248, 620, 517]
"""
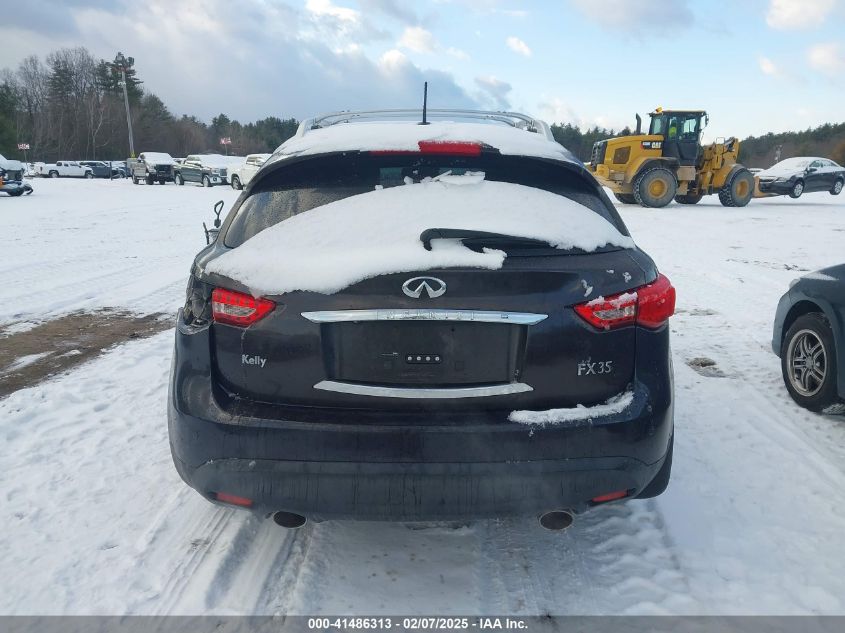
[111, 53, 135, 158]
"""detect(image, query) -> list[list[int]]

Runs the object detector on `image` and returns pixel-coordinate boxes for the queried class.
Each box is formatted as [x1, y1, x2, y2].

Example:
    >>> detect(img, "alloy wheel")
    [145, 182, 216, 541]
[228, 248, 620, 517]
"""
[787, 329, 827, 396]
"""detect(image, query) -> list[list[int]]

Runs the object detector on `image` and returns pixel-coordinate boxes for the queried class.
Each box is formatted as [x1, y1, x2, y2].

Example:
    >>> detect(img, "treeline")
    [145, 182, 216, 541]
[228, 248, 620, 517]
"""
[2, 46, 844, 167]
[0, 47, 298, 162]
[550, 123, 632, 160]
[738, 123, 845, 167]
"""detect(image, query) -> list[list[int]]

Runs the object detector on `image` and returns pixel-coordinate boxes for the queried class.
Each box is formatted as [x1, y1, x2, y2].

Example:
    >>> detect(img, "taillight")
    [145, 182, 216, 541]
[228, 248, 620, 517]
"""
[574, 273, 675, 330]
[574, 292, 638, 329]
[636, 273, 677, 328]
[211, 287, 275, 327]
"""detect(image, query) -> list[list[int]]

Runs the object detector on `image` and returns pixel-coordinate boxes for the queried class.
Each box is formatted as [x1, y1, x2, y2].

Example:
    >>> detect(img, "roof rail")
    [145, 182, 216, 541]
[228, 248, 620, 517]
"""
[295, 109, 555, 142]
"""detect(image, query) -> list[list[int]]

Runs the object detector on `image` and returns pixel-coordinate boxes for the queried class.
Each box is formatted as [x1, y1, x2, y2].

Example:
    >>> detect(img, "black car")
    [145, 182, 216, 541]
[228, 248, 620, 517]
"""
[168, 111, 676, 527]
[756, 157, 845, 198]
[773, 264, 845, 414]
[79, 160, 114, 178]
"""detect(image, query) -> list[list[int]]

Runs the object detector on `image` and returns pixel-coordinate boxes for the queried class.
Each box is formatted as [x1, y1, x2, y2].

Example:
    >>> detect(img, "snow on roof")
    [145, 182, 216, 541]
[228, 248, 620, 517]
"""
[272, 121, 576, 163]
[509, 390, 634, 426]
[200, 154, 246, 168]
[206, 176, 634, 296]
[140, 152, 175, 164]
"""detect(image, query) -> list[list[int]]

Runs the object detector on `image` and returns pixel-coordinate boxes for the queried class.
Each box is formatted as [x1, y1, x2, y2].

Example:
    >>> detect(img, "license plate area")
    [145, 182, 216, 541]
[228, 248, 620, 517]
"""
[323, 321, 525, 386]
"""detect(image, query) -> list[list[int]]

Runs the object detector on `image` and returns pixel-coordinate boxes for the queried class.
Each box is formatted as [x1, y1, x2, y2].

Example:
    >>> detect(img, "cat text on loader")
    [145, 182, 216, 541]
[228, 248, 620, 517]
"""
[586, 108, 755, 208]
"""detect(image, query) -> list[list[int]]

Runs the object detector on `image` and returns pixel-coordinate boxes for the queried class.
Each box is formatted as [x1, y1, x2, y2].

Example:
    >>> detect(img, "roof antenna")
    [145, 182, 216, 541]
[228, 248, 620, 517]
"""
[420, 81, 430, 125]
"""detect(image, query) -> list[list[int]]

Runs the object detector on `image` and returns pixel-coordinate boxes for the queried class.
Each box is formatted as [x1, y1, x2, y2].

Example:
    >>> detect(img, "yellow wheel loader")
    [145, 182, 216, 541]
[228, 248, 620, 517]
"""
[586, 108, 755, 208]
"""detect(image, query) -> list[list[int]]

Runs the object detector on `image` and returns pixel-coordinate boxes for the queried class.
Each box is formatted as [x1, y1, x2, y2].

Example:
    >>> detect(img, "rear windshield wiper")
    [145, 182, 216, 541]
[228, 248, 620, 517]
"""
[420, 228, 554, 251]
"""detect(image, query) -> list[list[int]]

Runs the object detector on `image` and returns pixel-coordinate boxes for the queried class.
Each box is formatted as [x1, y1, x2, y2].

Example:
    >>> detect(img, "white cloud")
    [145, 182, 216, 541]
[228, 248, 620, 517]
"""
[475, 75, 512, 109]
[766, 0, 836, 30]
[570, 0, 694, 31]
[446, 47, 471, 60]
[399, 26, 438, 53]
[505, 36, 532, 57]
[537, 97, 628, 131]
[807, 41, 845, 75]
[305, 0, 359, 22]
[0, 0, 478, 121]
[758, 55, 779, 76]
[378, 48, 410, 74]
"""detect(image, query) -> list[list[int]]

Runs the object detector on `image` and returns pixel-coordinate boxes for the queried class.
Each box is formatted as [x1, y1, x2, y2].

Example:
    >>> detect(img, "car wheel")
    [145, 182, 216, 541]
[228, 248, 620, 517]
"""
[49, 171, 58, 178]
[175, 173, 184, 185]
[781, 313, 843, 413]
[202, 175, 211, 187]
[85, 172, 93, 179]
[159, 179, 166, 185]
[831, 178, 844, 196]
[231, 175, 242, 190]
[633, 166, 677, 208]
[132, 175, 138, 185]
[718, 169, 754, 207]
[636, 435, 673, 498]
[145, 175, 154, 185]
[789, 179, 804, 199]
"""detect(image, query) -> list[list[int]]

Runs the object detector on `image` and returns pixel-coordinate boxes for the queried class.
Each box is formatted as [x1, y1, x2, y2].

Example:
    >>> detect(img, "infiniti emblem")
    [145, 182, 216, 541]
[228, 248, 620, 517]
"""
[402, 276, 447, 299]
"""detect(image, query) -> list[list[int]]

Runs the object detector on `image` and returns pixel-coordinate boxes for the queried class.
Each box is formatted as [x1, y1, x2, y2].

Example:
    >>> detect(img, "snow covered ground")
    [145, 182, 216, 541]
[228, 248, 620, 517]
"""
[1, 178, 844, 615]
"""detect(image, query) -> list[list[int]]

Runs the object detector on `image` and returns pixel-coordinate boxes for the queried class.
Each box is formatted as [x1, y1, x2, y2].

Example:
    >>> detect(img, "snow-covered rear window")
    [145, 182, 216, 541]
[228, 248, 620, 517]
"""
[224, 153, 626, 249]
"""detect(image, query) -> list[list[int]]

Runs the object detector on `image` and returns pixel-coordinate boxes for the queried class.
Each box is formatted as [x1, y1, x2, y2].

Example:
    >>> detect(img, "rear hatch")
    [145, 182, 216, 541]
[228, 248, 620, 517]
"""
[203, 148, 645, 412]
[210, 249, 646, 411]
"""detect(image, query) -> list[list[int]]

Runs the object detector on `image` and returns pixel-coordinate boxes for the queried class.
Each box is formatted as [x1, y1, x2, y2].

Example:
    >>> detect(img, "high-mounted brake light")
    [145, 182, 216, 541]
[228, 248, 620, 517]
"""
[417, 140, 482, 156]
[574, 273, 675, 330]
[370, 140, 483, 157]
[211, 288, 275, 327]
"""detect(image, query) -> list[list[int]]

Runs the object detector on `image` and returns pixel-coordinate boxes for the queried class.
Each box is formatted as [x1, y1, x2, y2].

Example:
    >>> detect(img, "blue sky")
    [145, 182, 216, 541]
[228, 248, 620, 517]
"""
[1, 0, 842, 138]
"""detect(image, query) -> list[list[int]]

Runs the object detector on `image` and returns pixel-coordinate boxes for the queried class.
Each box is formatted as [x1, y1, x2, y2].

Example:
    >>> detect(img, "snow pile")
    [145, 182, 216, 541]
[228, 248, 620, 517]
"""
[206, 178, 634, 296]
[274, 122, 575, 163]
[509, 390, 634, 426]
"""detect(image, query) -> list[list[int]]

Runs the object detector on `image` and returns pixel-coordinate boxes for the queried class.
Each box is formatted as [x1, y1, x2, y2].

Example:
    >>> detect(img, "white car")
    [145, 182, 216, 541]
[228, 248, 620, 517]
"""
[37, 161, 94, 179]
[228, 153, 271, 190]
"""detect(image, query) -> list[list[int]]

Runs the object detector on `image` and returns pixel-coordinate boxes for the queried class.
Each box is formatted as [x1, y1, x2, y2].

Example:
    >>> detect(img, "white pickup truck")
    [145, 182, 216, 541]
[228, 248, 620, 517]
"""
[36, 161, 94, 178]
[228, 153, 271, 189]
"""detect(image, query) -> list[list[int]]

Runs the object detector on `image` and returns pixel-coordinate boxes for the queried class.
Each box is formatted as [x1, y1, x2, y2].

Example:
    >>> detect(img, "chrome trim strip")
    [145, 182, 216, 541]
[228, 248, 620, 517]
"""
[301, 309, 548, 325]
[313, 381, 534, 399]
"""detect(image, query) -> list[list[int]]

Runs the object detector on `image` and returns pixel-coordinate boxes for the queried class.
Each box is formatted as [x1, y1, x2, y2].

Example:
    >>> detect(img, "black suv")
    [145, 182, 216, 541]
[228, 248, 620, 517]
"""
[168, 111, 676, 527]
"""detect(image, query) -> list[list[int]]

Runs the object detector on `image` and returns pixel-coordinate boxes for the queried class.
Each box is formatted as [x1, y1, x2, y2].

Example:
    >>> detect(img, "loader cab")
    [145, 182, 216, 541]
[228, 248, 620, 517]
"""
[649, 109, 707, 167]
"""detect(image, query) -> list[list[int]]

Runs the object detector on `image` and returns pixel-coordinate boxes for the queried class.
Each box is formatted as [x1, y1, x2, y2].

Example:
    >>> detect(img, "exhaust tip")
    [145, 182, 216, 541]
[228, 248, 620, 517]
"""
[539, 510, 574, 531]
[272, 511, 307, 529]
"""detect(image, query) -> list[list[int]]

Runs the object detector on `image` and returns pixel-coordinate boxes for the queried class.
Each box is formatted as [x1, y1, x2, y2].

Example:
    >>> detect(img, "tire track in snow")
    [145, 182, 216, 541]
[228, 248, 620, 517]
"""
[476, 505, 697, 615]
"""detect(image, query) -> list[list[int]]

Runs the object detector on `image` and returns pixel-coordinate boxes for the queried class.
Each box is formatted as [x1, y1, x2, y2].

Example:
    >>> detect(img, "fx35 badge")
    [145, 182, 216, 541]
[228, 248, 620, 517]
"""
[577, 359, 613, 376]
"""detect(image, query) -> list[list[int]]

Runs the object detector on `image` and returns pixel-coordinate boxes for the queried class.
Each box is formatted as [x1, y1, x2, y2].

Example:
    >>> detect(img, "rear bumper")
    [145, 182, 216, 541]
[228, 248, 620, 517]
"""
[172, 450, 668, 521]
[168, 317, 674, 520]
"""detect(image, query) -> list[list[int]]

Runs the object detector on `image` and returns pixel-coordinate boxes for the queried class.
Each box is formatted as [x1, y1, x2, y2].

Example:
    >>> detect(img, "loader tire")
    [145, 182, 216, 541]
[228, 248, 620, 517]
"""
[675, 193, 703, 204]
[613, 193, 636, 204]
[633, 166, 677, 208]
[718, 169, 754, 207]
